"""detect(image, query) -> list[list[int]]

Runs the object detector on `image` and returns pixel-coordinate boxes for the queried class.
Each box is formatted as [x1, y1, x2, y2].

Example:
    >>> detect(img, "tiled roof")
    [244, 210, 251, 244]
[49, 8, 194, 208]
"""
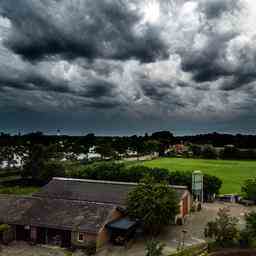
[0, 195, 115, 233]
[0, 178, 189, 233]
[34, 178, 188, 205]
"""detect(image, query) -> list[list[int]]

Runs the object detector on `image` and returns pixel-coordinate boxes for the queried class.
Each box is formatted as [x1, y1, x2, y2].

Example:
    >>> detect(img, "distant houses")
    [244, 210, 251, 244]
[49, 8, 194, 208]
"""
[0, 153, 25, 169]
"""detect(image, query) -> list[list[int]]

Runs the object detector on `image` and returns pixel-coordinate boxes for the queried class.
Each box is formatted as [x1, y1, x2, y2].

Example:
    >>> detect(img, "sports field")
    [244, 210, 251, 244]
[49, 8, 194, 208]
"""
[140, 157, 256, 194]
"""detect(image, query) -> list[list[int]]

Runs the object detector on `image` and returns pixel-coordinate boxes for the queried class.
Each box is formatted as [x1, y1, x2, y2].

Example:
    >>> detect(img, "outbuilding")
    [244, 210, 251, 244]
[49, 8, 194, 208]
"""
[0, 178, 191, 250]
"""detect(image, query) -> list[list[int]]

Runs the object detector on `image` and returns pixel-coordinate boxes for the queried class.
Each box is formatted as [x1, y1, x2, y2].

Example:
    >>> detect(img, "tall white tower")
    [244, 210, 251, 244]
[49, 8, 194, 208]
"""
[192, 170, 204, 203]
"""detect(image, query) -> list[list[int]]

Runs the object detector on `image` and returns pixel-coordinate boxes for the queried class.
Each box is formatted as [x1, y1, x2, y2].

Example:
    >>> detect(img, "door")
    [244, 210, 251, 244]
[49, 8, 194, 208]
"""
[16, 225, 30, 241]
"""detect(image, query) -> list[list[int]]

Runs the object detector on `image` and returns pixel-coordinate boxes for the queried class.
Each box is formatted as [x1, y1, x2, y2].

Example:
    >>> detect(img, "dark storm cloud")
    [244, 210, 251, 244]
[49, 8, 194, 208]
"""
[79, 79, 116, 98]
[0, 0, 168, 63]
[0, 70, 68, 93]
[180, 32, 236, 83]
[0, 0, 256, 135]
[200, 0, 239, 19]
[140, 79, 171, 100]
[0, 63, 118, 102]
[179, 0, 256, 92]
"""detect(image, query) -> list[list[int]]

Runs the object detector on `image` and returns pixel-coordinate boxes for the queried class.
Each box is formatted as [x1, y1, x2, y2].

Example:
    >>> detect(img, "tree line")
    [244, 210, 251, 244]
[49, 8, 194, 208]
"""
[1, 131, 256, 163]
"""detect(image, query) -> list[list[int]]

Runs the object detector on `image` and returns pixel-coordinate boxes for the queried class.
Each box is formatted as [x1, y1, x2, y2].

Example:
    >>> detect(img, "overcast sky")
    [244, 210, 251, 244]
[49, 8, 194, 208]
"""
[0, 0, 255, 135]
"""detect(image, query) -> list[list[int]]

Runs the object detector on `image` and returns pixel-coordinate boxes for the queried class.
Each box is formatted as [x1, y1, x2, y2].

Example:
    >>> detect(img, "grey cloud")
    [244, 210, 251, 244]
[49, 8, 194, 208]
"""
[200, 0, 240, 19]
[0, 0, 168, 63]
[180, 33, 236, 83]
[0, 0, 256, 134]
[140, 79, 171, 100]
[179, 0, 256, 91]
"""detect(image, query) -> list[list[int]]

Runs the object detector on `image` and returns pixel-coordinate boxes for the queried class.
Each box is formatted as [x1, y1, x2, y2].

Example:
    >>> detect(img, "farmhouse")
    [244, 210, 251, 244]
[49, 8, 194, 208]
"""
[0, 178, 191, 249]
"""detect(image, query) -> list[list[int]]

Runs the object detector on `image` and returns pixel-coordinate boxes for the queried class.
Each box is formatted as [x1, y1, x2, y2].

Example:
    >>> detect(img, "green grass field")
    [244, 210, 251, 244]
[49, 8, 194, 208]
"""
[139, 157, 256, 194]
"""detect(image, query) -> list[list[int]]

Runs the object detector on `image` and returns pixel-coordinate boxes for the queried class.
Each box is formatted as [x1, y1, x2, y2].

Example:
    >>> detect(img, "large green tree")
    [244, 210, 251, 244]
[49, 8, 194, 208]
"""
[22, 144, 65, 183]
[241, 178, 256, 202]
[127, 177, 179, 235]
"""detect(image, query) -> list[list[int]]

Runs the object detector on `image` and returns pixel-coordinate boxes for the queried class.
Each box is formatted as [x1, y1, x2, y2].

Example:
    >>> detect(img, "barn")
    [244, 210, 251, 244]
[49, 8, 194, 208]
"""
[0, 178, 191, 249]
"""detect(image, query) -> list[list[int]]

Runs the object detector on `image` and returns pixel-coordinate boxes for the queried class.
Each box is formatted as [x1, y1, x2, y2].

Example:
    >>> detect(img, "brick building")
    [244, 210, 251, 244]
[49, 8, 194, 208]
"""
[0, 178, 191, 249]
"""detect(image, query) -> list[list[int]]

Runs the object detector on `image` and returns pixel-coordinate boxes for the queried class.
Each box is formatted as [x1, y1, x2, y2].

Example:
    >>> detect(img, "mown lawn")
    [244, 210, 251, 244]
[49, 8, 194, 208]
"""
[139, 157, 256, 194]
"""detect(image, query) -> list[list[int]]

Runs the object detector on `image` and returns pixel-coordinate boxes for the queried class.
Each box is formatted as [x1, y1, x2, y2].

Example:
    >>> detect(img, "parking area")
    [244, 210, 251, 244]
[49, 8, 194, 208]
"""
[1, 202, 255, 256]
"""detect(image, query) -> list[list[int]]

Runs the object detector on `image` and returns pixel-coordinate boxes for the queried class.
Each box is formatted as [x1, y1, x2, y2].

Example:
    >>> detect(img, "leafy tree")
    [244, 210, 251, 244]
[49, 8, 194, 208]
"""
[144, 140, 160, 156]
[39, 161, 65, 182]
[145, 240, 165, 256]
[201, 145, 218, 159]
[22, 144, 65, 183]
[190, 144, 202, 158]
[168, 171, 222, 201]
[22, 144, 47, 180]
[127, 176, 179, 235]
[95, 143, 116, 159]
[241, 178, 256, 202]
[205, 207, 238, 246]
[220, 145, 240, 159]
[203, 174, 222, 201]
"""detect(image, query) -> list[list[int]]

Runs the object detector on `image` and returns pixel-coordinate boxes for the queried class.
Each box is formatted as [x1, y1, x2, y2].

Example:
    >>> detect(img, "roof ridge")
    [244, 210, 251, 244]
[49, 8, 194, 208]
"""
[52, 177, 188, 189]
[53, 177, 138, 186]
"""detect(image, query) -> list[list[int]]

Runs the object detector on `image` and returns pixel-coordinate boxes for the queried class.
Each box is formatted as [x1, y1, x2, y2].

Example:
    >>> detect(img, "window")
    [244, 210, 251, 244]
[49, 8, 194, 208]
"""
[78, 232, 84, 242]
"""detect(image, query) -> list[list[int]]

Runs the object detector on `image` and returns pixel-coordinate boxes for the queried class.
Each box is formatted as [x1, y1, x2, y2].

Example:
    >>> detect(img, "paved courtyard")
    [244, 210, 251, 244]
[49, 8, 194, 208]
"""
[1, 202, 255, 256]
[0, 242, 67, 256]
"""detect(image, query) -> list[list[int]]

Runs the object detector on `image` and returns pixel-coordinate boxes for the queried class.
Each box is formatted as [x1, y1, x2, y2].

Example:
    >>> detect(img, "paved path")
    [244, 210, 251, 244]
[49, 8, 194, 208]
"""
[0, 242, 66, 256]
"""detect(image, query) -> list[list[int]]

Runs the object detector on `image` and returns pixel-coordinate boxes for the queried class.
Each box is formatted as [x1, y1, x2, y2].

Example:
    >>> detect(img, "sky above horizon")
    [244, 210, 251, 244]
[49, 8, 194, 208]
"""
[0, 0, 256, 135]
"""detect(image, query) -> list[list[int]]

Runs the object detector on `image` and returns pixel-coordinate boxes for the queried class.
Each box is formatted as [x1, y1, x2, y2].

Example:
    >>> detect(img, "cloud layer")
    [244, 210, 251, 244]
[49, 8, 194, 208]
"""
[0, 0, 255, 134]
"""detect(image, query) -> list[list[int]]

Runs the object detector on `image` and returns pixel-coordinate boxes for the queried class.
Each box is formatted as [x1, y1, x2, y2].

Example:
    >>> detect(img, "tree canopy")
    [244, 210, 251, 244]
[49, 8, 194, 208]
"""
[127, 176, 179, 235]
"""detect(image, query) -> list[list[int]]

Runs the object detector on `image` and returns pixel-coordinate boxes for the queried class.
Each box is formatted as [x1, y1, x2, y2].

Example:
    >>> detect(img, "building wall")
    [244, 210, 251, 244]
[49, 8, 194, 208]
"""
[176, 191, 192, 224]
[96, 208, 123, 248]
[180, 191, 192, 217]
[71, 231, 97, 248]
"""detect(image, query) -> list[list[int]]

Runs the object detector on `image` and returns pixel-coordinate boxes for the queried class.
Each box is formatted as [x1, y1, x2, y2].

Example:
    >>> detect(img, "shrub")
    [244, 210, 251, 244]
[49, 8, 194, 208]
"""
[239, 211, 256, 247]
[0, 224, 10, 232]
[241, 178, 256, 202]
[84, 241, 96, 255]
[145, 239, 165, 256]
[205, 208, 238, 246]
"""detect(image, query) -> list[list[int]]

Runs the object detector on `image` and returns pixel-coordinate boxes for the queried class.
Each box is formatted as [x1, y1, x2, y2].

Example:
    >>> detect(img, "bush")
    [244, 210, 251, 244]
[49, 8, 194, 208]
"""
[241, 178, 256, 202]
[239, 211, 256, 247]
[205, 208, 238, 246]
[145, 239, 165, 256]
[84, 241, 96, 255]
[39, 161, 65, 183]
[201, 145, 218, 159]
[0, 224, 10, 232]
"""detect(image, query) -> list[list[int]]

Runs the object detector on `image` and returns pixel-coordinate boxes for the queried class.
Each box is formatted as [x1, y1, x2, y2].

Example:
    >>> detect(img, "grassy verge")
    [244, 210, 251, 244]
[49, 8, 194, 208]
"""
[0, 186, 40, 195]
